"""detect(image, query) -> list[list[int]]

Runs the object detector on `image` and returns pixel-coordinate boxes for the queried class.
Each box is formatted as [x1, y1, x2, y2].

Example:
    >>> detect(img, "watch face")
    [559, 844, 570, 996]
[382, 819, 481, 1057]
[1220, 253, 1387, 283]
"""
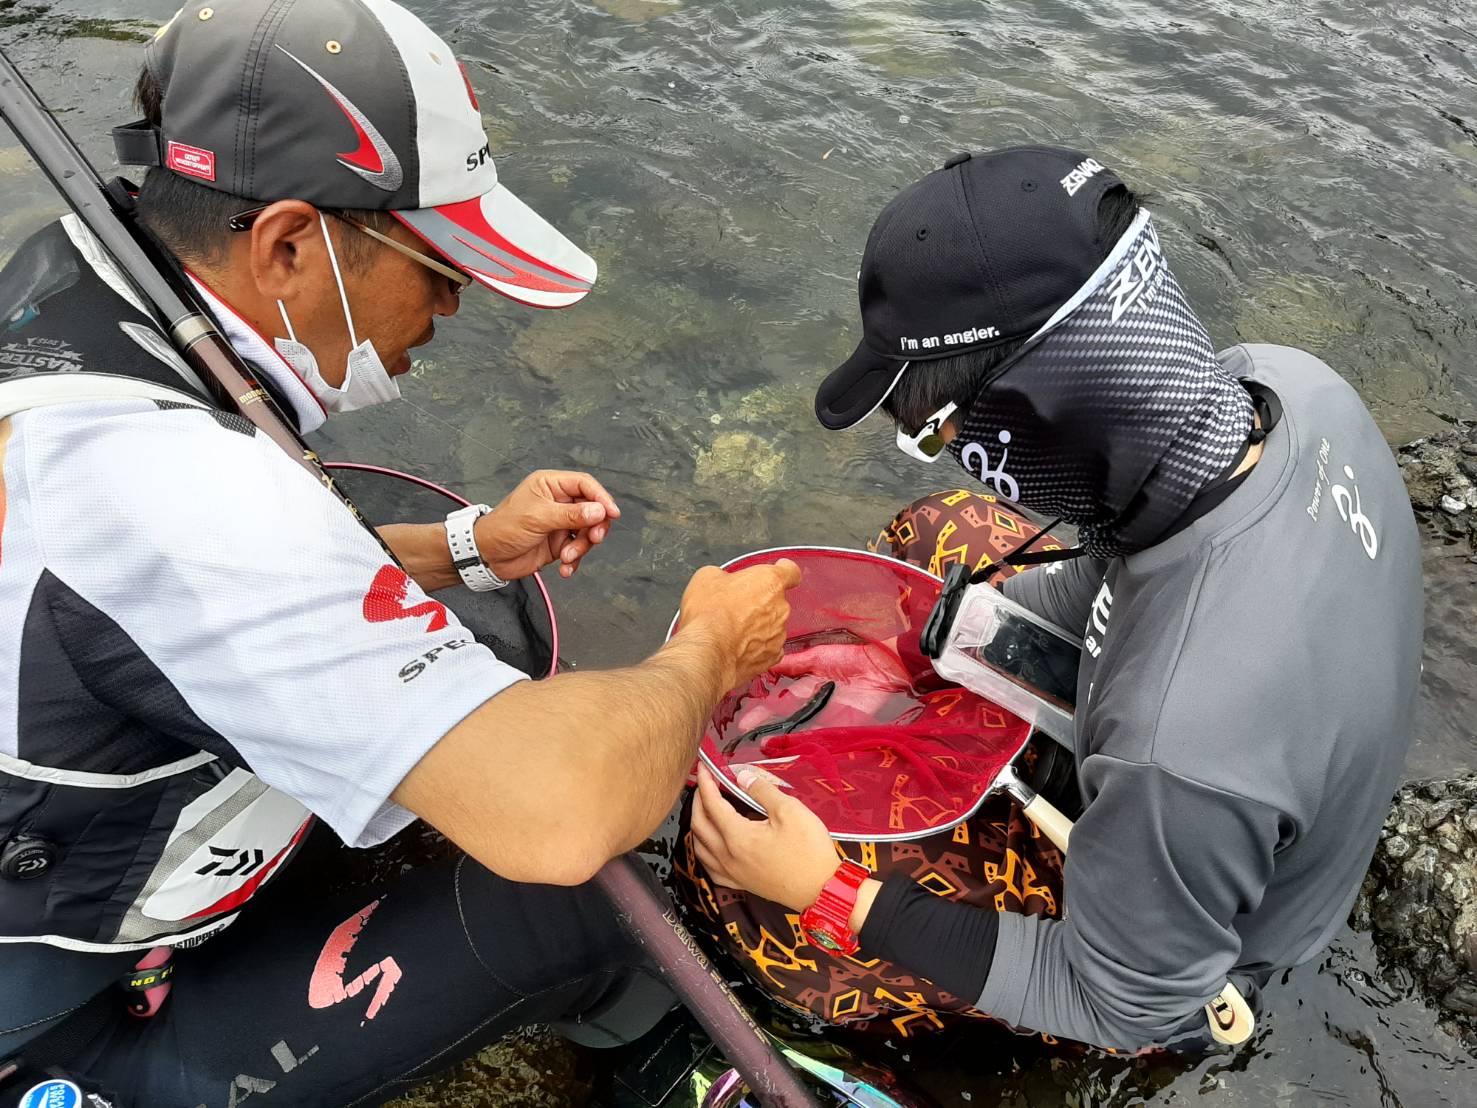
[807, 928, 845, 953]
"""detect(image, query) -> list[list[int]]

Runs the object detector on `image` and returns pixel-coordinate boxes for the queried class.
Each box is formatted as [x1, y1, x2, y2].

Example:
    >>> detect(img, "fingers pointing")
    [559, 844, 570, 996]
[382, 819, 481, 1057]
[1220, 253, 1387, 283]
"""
[772, 557, 803, 589]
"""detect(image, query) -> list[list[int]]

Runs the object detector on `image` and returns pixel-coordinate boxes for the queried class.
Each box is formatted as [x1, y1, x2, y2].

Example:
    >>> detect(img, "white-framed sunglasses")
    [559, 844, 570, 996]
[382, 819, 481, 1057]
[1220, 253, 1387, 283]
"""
[896, 400, 958, 463]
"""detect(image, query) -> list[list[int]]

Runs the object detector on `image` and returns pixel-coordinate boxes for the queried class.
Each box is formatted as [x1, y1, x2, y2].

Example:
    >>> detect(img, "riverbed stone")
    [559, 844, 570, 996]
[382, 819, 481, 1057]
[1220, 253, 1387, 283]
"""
[1354, 775, 1477, 1048]
[386, 1027, 589, 1108]
[694, 430, 786, 489]
[1398, 422, 1477, 553]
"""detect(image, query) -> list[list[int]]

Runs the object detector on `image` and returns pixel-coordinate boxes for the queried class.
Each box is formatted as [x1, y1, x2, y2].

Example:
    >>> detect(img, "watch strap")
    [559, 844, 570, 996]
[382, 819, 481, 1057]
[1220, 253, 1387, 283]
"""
[443, 503, 508, 592]
[814, 859, 869, 916]
[800, 859, 870, 956]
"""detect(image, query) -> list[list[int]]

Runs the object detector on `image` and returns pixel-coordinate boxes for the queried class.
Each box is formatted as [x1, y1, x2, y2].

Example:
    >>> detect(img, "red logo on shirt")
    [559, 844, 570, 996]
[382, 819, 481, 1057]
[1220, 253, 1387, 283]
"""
[362, 564, 448, 634]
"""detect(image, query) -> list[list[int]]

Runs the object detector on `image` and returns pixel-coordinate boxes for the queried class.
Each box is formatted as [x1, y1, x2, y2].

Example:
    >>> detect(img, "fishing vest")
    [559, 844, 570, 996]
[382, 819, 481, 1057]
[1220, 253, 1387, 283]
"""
[0, 217, 313, 952]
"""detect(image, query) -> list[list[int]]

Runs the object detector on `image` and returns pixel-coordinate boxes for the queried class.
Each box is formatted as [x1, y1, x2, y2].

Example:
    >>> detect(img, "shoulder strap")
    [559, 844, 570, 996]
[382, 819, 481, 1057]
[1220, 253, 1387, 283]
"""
[0, 218, 212, 404]
[0, 372, 208, 422]
[971, 516, 1087, 584]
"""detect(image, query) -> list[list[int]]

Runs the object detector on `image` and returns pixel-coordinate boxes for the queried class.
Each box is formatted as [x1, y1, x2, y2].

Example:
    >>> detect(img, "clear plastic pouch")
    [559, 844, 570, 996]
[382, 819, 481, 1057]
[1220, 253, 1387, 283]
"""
[924, 568, 1082, 746]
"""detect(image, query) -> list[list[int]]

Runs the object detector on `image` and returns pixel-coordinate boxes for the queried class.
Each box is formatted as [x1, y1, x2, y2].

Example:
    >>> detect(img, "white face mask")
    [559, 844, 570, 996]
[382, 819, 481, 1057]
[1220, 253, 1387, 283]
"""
[273, 213, 401, 415]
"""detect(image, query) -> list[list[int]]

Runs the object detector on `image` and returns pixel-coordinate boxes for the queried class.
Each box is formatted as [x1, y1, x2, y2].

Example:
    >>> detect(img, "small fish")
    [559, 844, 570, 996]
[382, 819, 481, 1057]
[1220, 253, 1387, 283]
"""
[724, 681, 835, 755]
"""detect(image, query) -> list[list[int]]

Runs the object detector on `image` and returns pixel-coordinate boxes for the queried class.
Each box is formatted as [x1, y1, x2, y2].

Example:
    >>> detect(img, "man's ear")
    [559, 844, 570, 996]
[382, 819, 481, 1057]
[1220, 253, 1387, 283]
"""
[247, 200, 324, 302]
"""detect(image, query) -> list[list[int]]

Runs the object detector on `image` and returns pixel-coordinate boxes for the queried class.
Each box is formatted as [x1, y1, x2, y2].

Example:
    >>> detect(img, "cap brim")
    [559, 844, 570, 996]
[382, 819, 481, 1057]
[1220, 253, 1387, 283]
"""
[395, 183, 596, 309]
[815, 340, 910, 430]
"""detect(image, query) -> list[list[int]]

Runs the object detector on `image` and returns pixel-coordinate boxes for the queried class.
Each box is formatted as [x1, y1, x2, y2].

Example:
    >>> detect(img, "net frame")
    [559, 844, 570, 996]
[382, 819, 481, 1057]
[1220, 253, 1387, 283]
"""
[669, 546, 1035, 842]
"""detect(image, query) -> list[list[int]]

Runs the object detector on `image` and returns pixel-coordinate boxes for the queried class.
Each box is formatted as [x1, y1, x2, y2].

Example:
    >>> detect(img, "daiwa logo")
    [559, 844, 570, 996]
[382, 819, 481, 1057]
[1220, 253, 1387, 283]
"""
[1083, 580, 1113, 658]
[195, 846, 267, 878]
[1060, 157, 1105, 197]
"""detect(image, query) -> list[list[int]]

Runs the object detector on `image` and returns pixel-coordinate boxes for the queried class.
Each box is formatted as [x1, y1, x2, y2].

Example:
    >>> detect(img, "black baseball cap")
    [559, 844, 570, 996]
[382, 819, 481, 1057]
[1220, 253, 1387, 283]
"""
[112, 0, 595, 308]
[815, 145, 1125, 430]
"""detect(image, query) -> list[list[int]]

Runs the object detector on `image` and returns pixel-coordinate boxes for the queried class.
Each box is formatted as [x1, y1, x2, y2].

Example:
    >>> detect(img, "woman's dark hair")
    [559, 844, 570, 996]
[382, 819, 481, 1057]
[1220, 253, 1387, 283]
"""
[881, 183, 1143, 432]
[131, 67, 390, 271]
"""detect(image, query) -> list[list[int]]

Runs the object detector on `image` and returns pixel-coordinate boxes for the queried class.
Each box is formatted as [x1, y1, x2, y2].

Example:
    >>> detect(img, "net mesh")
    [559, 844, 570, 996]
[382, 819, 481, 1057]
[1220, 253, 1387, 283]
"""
[696, 548, 1030, 840]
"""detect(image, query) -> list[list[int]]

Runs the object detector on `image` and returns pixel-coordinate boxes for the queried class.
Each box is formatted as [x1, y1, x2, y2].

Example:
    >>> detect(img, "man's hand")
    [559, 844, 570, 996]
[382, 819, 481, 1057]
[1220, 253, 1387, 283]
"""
[477, 470, 620, 581]
[394, 559, 799, 886]
[691, 765, 840, 912]
[676, 560, 802, 691]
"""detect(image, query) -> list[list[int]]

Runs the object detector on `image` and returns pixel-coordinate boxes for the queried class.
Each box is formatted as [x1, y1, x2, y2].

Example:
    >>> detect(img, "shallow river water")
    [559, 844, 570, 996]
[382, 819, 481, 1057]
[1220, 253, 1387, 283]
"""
[2, 1, 1475, 1105]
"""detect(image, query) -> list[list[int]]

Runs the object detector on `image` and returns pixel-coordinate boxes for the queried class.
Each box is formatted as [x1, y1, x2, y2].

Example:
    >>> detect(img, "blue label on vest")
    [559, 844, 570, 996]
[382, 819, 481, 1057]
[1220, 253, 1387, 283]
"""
[17, 1080, 82, 1108]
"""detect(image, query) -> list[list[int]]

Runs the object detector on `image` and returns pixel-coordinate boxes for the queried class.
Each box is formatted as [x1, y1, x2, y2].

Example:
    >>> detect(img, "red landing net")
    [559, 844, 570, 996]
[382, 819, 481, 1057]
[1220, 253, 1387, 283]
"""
[690, 548, 1031, 842]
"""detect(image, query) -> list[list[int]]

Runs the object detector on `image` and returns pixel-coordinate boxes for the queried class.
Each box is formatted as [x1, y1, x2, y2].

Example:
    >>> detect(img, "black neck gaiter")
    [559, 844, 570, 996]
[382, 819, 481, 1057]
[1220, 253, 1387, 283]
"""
[946, 212, 1254, 558]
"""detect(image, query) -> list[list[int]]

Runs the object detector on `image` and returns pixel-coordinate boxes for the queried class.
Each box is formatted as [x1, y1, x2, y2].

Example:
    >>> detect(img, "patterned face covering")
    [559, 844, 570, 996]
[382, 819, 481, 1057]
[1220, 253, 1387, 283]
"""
[946, 210, 1254, 557]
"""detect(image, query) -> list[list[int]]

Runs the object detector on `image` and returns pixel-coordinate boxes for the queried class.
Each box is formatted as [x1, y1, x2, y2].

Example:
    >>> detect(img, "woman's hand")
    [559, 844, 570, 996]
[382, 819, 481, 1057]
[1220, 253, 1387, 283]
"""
[476, 470, 620, 581]
[690, 764, 841, 913]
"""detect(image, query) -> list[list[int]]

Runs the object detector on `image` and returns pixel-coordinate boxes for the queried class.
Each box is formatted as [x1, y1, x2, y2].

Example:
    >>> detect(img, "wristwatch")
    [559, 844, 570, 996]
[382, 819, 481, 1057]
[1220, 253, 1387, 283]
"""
[443, 503, 508, 592]
[799, 859, 870, 956]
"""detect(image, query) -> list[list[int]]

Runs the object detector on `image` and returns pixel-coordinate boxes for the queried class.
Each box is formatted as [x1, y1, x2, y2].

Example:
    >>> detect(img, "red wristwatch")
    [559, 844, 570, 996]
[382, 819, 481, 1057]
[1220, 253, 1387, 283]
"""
[799, 859, 870, 956]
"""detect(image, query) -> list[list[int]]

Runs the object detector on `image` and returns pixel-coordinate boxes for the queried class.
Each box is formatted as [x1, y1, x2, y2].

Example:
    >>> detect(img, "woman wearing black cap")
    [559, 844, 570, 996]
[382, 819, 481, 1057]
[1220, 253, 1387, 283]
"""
[686, 146, 1424, 1053]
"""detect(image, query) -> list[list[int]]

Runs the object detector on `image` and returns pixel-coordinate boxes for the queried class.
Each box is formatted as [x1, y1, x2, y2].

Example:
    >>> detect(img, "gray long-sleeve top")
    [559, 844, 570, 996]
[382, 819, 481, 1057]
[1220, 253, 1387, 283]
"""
[945, 345, 1422, 1049]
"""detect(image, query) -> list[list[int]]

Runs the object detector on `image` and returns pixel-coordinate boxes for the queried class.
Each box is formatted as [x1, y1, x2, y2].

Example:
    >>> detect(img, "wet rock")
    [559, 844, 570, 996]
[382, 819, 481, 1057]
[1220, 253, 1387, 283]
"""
[694, 430, 786, 490]
[1354, 775, 1477, 1048]
[1397, 421, 1477, 553]
[1442, 982, 1477, 1019]
[387, 1027, 590, 1108]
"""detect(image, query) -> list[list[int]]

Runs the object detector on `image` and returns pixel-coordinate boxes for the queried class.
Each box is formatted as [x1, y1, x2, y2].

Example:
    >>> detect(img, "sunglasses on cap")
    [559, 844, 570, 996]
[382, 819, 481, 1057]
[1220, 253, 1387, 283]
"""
[896, 400, 958, 463]
[227, 205, 474, 296]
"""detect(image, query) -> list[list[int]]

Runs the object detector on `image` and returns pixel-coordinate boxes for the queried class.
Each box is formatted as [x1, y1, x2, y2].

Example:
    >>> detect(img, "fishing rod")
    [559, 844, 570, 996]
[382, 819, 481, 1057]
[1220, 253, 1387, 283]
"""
[598, 856, 823, 1107]
[0, 47, 819, 1108]
[0, 46, 369, 528]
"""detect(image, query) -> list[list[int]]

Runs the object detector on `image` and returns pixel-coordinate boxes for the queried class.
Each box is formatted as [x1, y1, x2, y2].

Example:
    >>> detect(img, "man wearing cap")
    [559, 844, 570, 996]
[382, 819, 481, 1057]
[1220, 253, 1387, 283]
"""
[690, 146, 1423, 1051]
[0, 1, 799, 1103]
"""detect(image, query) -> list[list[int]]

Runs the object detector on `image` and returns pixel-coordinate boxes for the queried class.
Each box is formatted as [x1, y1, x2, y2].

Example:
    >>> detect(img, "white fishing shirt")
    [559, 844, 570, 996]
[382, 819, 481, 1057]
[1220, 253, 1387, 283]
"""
[0, 243, 525, 853]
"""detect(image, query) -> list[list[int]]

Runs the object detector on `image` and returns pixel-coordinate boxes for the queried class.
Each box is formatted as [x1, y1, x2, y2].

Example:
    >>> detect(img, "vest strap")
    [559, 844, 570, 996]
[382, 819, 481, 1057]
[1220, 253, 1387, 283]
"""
[0, 373, 207, 421]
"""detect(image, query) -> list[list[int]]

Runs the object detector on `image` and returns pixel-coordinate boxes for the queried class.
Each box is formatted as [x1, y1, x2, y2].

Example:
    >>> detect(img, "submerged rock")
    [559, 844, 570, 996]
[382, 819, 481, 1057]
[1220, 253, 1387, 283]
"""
[694, 430, 786, 490]
[1353, 775, 1477, 1048]
[1398, 421, 1477, 554]
[387, 1027, 588, 1108]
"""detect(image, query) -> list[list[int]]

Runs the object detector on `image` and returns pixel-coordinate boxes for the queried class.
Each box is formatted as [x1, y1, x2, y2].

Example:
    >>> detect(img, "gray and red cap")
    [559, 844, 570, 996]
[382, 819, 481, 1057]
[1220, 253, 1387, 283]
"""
[112, 0, 595, 308]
